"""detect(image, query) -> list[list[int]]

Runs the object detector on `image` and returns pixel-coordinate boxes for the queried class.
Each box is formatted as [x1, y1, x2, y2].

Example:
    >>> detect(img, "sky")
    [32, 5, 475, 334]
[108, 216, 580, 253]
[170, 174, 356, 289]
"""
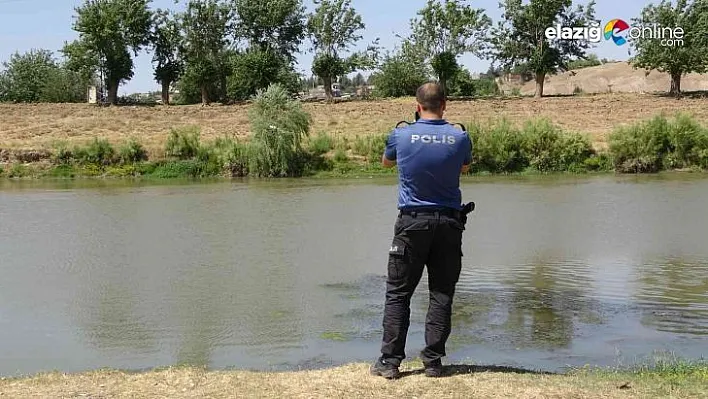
[0, 0, 650, 94]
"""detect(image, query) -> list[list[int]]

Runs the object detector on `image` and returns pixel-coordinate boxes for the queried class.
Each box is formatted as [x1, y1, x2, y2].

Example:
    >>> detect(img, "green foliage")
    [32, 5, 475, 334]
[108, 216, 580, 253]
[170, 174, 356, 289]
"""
[0, 49, 87, 103]
[351, 134, 387, 163]
[407, 0, 491, 95]
[630, 0, 708, 96]
[232, 0, 306, 62]
[567, 54, 602, 70]
[247, 83, 312, 177]
[370, 51, 428, 97]
[7, 164, 30, 178]
[165, 126, 201, 159]
[152, 8, 184, 103]
[522, 119, 594, 172]
[609, 114, 708, 172]
[448, 70, 499, 97]
[307, 132, 334, 155]
[118, 138, 148, 164]
[470, 120, 528, 173]
[489, 0, 597, 97]
[181, 0, 233, 105]
[64, 0, 153, 104]
[227, 48, 298, 101]
[333, 148, 348, 163]
[469, 118, 596, 174]
[307, 0, 378, 100]
[73, 138, 117, 166]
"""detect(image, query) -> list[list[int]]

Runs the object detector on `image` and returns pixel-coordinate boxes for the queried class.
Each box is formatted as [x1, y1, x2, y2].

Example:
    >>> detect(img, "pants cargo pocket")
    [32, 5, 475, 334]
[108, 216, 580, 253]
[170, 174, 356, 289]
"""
[388, 238, 407, 281]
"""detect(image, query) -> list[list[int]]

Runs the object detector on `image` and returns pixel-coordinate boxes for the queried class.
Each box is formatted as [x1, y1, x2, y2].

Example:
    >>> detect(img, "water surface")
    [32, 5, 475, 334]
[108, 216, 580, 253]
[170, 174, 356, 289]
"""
[1, 174, 707, 376]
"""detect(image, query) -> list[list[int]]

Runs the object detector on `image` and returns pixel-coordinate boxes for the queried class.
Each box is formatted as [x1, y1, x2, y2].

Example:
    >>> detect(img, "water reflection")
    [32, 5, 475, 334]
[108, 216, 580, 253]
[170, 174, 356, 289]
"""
[635, 258, 708, 335]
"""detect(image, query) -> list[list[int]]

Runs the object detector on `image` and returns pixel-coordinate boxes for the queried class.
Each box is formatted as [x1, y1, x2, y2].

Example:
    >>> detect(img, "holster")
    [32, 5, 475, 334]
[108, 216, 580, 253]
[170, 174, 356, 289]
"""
[460, 202, 475, 225]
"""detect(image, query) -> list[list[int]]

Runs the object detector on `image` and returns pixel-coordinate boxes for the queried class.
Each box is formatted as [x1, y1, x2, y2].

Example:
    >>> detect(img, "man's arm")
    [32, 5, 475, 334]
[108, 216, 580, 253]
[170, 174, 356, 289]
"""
[461, 134, 472, 174]
[382, 130, 397, 168]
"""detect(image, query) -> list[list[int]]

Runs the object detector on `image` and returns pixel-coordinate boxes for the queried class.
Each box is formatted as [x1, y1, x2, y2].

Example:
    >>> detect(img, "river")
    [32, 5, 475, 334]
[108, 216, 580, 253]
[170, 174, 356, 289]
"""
[0, 174, 706, 377]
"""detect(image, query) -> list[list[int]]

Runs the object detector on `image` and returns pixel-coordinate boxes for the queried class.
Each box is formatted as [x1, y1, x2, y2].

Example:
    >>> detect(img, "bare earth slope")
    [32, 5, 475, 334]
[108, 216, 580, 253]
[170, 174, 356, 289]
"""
[518, 62, 708, 96]
[1, 92, 708, 156]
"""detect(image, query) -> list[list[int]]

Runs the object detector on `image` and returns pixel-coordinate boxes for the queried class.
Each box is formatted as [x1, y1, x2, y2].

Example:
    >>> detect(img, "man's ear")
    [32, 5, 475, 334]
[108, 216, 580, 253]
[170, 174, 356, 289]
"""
[440, 101, 447, 113]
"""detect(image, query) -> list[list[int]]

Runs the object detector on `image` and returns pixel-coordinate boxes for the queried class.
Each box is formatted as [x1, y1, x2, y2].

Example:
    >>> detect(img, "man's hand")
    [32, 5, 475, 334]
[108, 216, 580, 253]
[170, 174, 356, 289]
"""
[382, 155, 397, 168]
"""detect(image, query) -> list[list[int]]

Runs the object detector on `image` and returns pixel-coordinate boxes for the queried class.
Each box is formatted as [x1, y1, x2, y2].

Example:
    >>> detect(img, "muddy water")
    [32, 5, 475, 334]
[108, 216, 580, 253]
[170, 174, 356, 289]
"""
[0, 175, 707, 377]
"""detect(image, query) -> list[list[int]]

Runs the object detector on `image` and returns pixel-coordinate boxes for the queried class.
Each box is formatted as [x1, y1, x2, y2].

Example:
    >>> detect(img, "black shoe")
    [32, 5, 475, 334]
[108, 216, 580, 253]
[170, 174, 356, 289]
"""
[423, 359, 443, 378]
[370, 357, 400, 379]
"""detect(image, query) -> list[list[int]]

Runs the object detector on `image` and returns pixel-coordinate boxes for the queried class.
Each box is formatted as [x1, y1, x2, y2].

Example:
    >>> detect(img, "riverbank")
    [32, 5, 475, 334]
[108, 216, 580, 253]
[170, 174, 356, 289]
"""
[1, 361, 706, 398]
[2, 111, 708, 180]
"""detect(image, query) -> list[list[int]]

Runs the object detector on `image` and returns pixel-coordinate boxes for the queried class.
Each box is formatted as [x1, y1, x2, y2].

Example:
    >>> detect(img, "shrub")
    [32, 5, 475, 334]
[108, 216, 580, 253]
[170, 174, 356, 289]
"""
[664, 113, 708, 169]
[609, 115, 672, 173]
[308, 132, 334, 156]
[165, 126, 201, 160]
[74, 138, 116, 166]
[247, 83, 312, 177]
[470, 120, 527, 173]
[522, 119, 594, 172]
[333, 148, 348, 163]
[118, 138, 148, 164]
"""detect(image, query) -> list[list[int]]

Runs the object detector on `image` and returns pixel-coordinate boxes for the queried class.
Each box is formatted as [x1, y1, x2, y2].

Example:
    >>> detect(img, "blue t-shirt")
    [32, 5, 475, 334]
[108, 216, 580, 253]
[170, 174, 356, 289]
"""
[384, 118, 472, 211]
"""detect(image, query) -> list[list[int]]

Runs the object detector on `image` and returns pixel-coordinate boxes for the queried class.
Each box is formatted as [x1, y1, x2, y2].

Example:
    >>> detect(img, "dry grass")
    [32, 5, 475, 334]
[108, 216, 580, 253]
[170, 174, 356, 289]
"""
[0, 362, 704, 399]
[2, 92, 708, 156]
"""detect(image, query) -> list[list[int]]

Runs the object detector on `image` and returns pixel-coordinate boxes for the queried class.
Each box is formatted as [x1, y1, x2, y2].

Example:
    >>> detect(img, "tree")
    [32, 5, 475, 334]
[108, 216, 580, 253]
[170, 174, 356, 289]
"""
[489, 0, 596, 98]
[231, 0, 306, 61]
[63, 0, 153, 105]
[0, 49, 87, 103]
[407, 0, 491, 96]
[631, 0, 708, 97]
[180, 0, 233, 105]
[371, 51, 428, 97]
[152, 9, 184, 105]
[307, 0, 378, 101]
[227, 47, 298, 101]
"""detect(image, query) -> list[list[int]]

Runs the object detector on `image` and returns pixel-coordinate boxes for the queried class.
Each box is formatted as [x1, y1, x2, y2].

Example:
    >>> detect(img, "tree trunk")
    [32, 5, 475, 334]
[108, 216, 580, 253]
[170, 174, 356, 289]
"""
[534, 72, 545, 98]
[440, 77, 448, 98]
[107, 81, 119, 105]
[670, 73, 682, 98]
[161, 80, 171, 105]
[323, 75, 333, 102]
[201, 85, 210, 106]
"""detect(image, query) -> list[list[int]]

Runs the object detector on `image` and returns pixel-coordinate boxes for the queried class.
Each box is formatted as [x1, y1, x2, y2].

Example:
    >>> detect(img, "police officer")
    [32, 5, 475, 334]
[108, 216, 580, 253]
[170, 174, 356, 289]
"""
[370, 82, 472, 379]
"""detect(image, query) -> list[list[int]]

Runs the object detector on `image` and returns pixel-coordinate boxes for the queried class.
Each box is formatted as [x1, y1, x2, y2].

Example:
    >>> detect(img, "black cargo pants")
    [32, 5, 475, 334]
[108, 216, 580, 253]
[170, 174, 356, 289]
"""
[379, 209, 465, 366]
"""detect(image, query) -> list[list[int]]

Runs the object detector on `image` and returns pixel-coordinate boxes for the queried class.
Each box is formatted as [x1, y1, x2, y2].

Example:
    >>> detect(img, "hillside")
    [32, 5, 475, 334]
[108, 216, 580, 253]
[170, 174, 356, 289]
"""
[513, 62, 708, 96]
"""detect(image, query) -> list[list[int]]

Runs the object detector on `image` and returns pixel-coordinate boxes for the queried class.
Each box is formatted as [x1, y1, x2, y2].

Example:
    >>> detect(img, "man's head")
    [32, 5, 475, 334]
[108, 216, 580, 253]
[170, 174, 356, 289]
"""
[416, 82, 446, 119]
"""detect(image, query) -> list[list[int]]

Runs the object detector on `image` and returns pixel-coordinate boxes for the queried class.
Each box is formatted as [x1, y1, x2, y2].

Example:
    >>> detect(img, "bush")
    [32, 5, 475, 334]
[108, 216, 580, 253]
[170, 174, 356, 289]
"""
[247, 83, 312, 177]
[522, 119, 594, 172]
[308, 132, 334, 156]
[165, 126, 201, 160]
[351, 134, 388, 163]
[333, 148, 348, 163]
[608, 115, 673, 173]
[74, 138, 116, 166]
[118, 138, 148, 164]
[470, 120, 527, 173]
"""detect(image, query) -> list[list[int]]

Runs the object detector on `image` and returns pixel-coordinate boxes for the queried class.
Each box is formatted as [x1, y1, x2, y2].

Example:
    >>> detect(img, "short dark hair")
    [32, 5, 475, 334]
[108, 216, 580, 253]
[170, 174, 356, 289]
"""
[416, 82, 445, 112]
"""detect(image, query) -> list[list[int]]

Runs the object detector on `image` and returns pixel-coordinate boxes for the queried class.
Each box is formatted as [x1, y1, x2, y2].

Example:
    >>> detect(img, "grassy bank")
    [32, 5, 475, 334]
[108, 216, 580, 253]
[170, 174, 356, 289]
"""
[1, 360, 706, 398]
[1, 113, 708, 180]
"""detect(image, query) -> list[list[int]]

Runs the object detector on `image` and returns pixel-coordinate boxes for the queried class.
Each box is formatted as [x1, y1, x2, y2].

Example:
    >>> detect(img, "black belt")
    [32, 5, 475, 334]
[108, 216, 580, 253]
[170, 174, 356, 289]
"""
[399, 208, 462, 219]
